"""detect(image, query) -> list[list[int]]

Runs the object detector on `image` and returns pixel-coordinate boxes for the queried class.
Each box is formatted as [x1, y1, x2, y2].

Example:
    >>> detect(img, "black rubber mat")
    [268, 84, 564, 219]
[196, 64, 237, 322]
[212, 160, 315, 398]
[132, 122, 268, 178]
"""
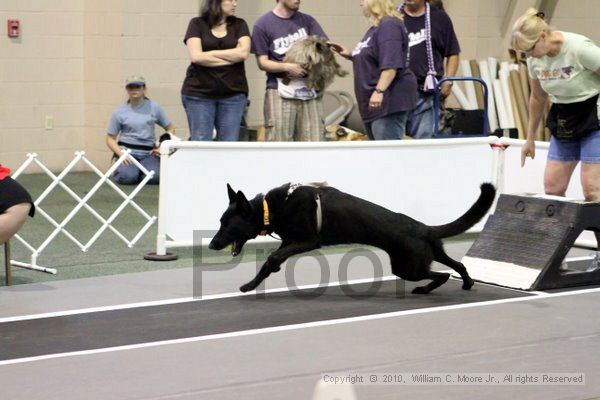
[0, 279, 530, 362]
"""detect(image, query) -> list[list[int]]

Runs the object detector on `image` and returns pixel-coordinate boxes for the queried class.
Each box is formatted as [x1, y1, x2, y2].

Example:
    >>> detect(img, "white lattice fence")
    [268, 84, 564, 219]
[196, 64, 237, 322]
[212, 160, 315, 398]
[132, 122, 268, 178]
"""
[10, 151, 157, 274]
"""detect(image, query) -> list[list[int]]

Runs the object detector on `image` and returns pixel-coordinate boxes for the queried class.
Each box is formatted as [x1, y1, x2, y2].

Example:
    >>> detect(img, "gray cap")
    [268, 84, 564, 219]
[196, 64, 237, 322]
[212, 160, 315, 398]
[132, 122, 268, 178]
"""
[125, 75, 146, 87]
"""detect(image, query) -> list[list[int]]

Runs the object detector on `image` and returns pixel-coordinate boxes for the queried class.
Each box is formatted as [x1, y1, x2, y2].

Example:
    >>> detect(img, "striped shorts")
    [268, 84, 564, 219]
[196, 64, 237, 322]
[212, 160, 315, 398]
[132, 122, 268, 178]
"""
[263, 89, 325, 141]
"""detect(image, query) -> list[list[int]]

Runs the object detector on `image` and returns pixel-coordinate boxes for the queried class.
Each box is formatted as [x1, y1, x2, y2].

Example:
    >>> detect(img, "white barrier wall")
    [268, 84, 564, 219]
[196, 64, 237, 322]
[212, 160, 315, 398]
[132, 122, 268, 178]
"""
[157, 137, 592, 253]
[158, 138, 498, 251]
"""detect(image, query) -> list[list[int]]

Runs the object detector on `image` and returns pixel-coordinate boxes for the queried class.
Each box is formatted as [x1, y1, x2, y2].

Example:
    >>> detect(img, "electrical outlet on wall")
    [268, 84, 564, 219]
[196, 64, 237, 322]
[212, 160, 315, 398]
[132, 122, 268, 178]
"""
[45, 115, 54, 130]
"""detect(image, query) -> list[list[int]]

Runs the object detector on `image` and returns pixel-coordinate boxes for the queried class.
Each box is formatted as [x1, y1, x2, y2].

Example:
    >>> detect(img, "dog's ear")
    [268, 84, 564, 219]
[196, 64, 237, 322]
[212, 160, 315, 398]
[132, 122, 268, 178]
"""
[227, 183, 236, 204]
[236, 190, 252, 217]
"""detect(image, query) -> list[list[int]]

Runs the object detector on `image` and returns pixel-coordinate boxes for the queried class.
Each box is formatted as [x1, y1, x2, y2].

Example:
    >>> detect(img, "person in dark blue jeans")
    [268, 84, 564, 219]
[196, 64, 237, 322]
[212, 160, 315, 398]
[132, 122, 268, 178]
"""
[399, 0, 460, 139]
[181, 0, 251, 141]
[106, 75, 175, 185]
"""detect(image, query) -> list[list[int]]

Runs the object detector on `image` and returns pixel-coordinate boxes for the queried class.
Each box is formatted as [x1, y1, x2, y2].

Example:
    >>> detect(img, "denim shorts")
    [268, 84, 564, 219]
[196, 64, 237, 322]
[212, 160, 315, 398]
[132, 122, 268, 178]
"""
[548, 128, 600, 163]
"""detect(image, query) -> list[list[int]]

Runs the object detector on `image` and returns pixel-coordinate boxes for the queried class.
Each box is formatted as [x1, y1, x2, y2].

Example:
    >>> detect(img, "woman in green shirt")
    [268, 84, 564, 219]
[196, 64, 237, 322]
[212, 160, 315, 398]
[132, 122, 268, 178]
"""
[512, 8, 600, 269]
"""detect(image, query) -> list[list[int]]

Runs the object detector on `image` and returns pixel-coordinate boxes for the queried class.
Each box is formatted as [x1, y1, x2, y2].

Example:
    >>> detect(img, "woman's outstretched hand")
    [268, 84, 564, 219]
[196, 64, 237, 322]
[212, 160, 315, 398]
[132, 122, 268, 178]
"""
[327, 41, 351, 59]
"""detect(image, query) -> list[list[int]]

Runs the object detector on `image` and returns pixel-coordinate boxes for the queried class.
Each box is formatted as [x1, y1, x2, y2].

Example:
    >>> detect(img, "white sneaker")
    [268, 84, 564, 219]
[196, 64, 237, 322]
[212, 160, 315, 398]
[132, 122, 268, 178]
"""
[586, 254, 600, 272]
[559, 260, 569, 271]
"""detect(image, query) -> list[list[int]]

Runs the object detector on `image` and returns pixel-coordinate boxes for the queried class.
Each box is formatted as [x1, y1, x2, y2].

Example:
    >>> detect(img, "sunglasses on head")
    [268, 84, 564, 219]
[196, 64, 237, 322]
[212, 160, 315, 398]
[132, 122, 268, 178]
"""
[525, 38, 540, 53]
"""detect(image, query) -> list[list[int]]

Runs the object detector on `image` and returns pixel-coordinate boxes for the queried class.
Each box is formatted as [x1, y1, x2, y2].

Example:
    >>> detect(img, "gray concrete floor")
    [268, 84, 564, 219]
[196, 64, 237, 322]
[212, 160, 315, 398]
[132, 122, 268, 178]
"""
[1, 241, 599, 400]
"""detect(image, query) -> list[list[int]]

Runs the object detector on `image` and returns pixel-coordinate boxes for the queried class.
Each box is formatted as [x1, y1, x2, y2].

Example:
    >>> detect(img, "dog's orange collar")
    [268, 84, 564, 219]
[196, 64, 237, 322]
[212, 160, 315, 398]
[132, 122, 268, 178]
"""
[259, 197, 270, 236]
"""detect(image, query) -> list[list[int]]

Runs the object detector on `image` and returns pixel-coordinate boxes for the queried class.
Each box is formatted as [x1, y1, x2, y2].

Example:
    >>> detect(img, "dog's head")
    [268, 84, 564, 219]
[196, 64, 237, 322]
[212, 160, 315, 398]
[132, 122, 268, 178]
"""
[301, 36, 332, 66]
[283, 35, 348, 92]
[208, 184, 258, 257]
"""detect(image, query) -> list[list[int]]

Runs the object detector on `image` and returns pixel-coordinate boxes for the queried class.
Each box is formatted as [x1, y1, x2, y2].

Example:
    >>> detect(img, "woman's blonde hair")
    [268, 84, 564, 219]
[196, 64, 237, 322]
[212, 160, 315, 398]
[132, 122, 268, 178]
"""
[510, 8, 554, 51]
[366, 0, 403, 26]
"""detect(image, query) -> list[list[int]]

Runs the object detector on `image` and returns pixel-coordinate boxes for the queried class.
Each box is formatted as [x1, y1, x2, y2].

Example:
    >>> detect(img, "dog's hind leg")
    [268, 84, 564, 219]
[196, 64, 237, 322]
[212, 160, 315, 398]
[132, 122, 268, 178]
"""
[240, 240, 320, 292]
[432, 243, 474, 290]
[411, 271, 451, 294]
[389, 252, 449, 294]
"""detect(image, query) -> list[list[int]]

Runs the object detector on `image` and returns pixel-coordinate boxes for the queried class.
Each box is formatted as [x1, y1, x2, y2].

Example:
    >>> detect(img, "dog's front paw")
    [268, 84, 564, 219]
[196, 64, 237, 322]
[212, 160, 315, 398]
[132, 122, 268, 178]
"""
[462, 278, 475, 290]
[412, 286, 429, 295]
[240, 282, 255, 293]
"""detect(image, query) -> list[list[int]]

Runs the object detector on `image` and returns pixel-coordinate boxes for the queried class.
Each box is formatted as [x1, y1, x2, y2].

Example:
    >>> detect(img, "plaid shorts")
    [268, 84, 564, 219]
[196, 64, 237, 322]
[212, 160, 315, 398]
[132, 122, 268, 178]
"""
[263, 89, 325, 141]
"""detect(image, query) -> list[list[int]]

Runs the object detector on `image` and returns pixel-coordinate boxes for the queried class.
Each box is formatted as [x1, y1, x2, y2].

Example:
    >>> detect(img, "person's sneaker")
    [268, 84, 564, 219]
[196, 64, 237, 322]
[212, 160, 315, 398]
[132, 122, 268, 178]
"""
[586, 254, 600, 272]
[559, 260, 569, 271]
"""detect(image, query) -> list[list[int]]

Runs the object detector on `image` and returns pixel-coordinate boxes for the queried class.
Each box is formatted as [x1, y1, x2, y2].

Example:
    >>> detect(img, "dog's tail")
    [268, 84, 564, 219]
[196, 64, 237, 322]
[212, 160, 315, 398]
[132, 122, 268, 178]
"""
[426, 183, 496, 240]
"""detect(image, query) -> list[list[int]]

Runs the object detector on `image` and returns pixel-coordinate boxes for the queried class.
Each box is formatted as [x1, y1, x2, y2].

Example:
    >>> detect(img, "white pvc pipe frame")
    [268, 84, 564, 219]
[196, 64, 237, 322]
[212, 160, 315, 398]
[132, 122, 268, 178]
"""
[155, 137, 594, 256]
[10, 151, 157, 274]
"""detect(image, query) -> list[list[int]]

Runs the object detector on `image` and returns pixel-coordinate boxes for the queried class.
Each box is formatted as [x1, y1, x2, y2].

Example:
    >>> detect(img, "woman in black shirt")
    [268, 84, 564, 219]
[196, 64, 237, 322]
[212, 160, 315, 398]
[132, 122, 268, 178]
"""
[0, 164, 34, 246]
[182, 0, 250, 141]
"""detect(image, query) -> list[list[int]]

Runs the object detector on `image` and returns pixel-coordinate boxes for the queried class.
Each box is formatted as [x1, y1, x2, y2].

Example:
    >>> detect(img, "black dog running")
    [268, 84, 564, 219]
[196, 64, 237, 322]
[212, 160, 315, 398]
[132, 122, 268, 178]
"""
[209, 182, 496, 295]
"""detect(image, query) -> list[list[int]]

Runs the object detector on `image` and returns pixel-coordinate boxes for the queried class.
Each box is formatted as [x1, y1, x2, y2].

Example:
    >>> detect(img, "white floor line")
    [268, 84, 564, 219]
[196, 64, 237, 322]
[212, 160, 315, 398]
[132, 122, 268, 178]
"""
[529, 290, 548, 296]
[0, 271, 552, 324]
[445, 271, 535, 295]
[0, 275, 400, 324]
[1, 286, 600, 367]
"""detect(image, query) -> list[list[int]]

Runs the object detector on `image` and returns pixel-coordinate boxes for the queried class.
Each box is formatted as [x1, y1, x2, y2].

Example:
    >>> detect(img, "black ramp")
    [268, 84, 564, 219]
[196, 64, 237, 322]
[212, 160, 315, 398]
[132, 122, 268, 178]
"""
[464, 194, 600, 290]
[0, 280, 530, 362]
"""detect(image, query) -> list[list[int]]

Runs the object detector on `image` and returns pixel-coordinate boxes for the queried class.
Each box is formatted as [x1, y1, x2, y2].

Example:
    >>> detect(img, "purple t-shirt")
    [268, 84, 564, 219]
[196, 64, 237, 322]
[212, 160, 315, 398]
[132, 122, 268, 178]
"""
[351, 17, 417, 123]
[402, 7, 460, 85]
[251, 11, 327, 89]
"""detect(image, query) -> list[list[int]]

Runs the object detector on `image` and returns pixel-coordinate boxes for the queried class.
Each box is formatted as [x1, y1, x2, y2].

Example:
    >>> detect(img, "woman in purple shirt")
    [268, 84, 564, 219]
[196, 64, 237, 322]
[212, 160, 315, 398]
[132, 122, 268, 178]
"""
[330, 0, 417, 140]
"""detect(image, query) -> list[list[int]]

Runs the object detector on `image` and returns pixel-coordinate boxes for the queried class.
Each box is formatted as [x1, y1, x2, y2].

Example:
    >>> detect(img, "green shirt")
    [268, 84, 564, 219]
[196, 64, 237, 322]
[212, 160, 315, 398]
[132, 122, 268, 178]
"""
[528, 31, 600, 118]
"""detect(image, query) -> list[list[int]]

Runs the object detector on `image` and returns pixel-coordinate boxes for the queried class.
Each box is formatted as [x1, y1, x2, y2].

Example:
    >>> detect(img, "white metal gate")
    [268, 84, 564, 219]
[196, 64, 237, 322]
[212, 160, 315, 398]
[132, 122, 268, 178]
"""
[10, 151, 157, 274]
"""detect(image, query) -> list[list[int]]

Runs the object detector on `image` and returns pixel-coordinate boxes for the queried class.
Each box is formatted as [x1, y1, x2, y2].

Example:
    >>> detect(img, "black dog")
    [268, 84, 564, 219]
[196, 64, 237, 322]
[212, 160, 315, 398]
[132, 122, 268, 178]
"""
[209, 183, 496, 294]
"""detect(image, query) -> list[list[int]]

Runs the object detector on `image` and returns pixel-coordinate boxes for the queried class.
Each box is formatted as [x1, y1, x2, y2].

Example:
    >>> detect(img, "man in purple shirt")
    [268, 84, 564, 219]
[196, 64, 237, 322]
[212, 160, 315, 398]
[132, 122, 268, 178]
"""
[400, 0, 460, 139]
[251, 0, 328, 141]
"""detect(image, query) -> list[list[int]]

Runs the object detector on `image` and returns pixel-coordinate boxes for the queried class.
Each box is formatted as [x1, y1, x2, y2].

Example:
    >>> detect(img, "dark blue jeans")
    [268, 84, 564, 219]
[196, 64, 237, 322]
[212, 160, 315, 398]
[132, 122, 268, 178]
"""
[364, 111, 409, 140]
[182, 93, 247, 141]
[113, 152, 160, 185]
[406, 92, 435, 139]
